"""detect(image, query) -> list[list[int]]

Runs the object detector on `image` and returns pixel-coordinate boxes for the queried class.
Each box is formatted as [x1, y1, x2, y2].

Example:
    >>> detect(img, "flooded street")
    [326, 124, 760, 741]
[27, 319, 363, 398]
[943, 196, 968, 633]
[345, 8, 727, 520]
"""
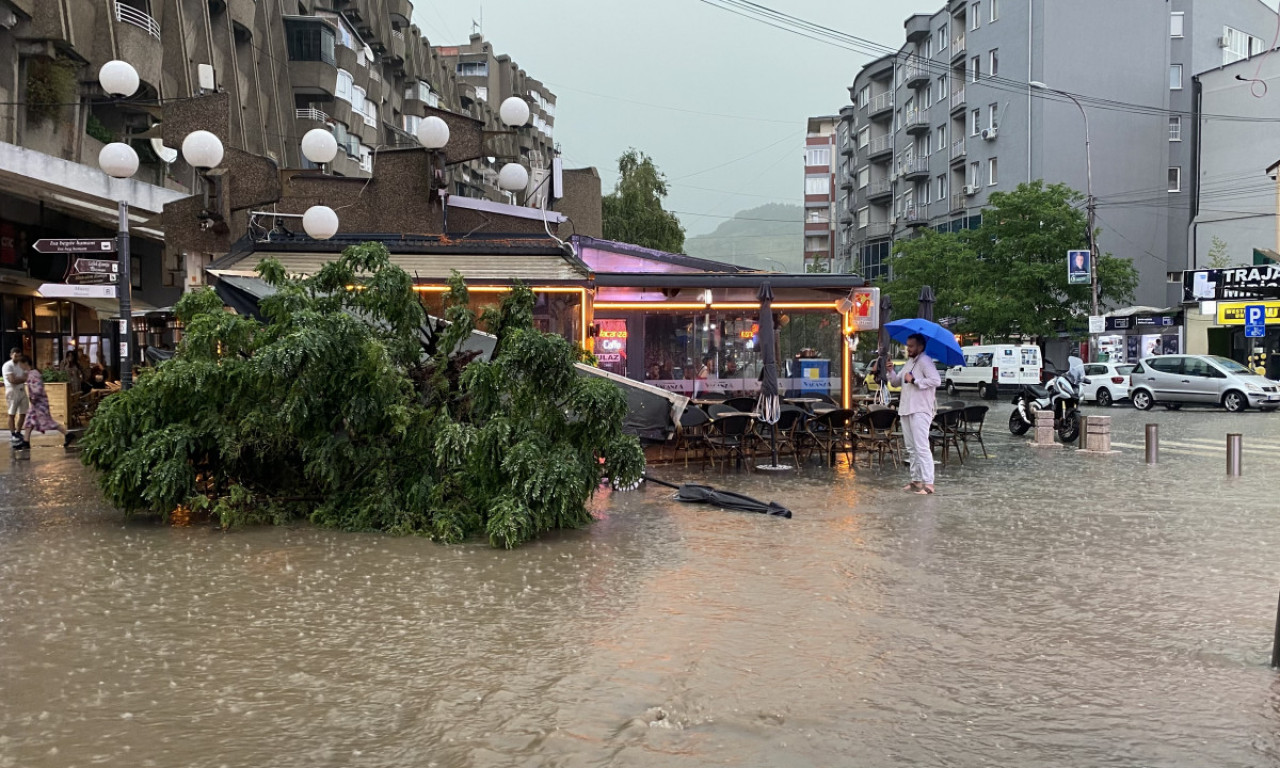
[4, 403, 1280, 767]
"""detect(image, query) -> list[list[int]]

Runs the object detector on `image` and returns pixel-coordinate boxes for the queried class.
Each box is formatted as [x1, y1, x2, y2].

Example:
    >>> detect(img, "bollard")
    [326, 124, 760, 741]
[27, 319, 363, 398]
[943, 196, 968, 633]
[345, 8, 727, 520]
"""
[1272, 590, 1280, 668]
[1145, 424, 1158, 464]
[1227, 433, 1243, 476]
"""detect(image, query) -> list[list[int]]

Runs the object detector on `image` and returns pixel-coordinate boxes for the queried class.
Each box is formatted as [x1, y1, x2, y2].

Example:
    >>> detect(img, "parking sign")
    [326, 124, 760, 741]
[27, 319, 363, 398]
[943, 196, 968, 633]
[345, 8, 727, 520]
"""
[1245, 304, 1266, 338]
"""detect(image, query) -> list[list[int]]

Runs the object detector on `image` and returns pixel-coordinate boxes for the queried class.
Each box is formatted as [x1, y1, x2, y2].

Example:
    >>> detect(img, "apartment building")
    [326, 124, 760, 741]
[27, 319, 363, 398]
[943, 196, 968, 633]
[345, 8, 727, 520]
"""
[837, 0, 1277, 307]
[0, 0, 559, 367]
[804, 115, 838, 272]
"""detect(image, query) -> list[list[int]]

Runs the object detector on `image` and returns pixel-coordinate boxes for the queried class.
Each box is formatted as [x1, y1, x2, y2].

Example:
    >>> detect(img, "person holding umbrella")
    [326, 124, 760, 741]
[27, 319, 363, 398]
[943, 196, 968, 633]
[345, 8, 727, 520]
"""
[886, 332, 942, 494]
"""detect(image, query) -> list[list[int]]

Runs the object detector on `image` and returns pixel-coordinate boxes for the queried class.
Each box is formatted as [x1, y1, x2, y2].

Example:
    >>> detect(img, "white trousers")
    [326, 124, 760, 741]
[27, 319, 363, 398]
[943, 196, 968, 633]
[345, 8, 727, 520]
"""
[900, 412, 934, 485]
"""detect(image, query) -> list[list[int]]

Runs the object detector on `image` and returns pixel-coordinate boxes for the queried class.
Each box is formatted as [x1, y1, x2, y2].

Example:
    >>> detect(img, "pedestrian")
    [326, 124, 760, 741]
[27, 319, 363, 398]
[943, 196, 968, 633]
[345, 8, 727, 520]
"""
[62, 349, 90, 395]
[4, 347, 28, 445]
[886, 332, 941, 495]
[16, 356, 72, 449]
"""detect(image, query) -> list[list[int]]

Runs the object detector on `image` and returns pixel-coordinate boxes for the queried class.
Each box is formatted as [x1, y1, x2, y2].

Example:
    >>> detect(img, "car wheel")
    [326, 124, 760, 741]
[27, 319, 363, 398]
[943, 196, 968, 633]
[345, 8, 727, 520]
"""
[1223, 391, 1248, 413]
[1163, 403, 1183, 411]
[946, 380, 957, 396]
[1096, 388, 1113, 408]
[978, 382, 990, 400]
[1132, 389, 1154, 411]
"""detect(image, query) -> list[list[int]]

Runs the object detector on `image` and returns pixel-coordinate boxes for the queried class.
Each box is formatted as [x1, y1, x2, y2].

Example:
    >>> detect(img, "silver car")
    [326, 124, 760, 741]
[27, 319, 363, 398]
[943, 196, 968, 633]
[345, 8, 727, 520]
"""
[1128, 354, 1280, 412]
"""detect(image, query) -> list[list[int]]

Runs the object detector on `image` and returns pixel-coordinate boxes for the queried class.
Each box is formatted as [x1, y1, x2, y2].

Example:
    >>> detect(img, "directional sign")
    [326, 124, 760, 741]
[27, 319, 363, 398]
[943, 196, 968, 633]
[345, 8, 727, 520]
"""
[33, 238, 116, 254]
[1246, 303, 1267, 338]
[66, 272, 119, 286]
[37, 283, 117, 299]
[71, 258, 119, 275]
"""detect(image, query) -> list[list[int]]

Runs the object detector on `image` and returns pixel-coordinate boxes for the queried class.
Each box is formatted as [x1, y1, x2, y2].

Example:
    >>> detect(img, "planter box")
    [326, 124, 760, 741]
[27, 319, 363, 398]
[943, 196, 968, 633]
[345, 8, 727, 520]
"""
[44, 381, 69, 426]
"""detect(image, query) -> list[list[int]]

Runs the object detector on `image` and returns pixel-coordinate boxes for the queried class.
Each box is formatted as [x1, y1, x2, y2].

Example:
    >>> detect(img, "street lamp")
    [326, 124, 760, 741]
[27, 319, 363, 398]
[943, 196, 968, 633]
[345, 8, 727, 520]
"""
[98, 60, 225, 390]
[1029, 80, 1099, 360]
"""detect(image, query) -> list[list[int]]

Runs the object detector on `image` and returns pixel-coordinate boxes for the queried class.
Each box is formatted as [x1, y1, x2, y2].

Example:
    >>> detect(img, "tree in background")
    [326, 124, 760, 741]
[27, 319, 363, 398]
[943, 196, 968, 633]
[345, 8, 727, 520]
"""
[602, 149, 685, 253]
[79, 243, 644, 548]
[1206, 235, 1234, 268]
[883, 181, 1138, 341]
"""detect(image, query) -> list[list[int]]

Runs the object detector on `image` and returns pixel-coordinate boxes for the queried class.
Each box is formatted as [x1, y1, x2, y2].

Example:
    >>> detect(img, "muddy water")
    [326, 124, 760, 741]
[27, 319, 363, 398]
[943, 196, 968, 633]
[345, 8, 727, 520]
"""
[3, 406, 1280, 767]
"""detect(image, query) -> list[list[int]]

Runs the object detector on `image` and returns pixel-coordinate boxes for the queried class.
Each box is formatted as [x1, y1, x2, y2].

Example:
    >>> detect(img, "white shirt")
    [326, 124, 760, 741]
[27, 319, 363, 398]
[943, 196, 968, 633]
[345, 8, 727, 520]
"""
[2, 360, 21, 393]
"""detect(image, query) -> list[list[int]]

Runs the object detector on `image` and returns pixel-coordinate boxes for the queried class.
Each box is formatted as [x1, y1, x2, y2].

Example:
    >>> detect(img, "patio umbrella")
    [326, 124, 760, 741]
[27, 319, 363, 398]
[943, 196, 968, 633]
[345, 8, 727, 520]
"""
[883, 318, 965, 367]
[644, 476, 792, 518]
[918, 285, 935, 322]
[876, 295, 893, 405]
[754, 281, 787, 470]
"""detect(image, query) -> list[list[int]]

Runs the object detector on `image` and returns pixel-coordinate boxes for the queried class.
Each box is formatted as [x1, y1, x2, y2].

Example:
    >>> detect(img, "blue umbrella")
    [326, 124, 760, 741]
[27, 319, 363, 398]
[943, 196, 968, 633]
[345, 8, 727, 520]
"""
[883, 318, 965, 367]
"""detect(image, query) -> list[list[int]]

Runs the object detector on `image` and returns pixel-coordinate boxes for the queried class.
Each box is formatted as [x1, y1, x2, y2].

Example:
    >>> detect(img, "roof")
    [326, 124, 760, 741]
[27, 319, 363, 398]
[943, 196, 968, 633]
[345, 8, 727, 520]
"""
[572, 236, 753, 274]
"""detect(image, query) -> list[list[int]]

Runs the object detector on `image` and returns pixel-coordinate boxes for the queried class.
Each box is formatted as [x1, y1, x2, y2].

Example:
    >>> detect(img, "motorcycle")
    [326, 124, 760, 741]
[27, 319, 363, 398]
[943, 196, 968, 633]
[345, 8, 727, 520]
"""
[1008, 356, 1089, 444]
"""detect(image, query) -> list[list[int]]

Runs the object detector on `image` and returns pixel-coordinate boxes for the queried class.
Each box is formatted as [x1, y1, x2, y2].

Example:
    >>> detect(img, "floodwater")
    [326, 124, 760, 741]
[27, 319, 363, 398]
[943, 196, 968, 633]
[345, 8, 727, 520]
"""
[4, 402, 1280, 767]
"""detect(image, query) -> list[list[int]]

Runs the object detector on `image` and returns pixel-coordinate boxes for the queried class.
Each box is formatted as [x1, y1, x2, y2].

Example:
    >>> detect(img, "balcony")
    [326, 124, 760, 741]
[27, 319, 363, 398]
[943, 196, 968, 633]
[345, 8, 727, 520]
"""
[903, 61, 930, 90]
[115, 1, 160, 39]
[905, 14, 932, 42]
[951, 34, 966, 61]
[866, 178, 893, 202]
[950, 86, 966, 112]
[841, 142, 854, 157]
[840, 177, 854, 191]
[951, 192, 968, 212]
[869, 92, 894, 119]
[950, 138, 966, 163]
[903, 206, 929, 227]
[904, 109, 929, 135]
[295, 107, 331, 123]
[864, 222, 893, 239]
[901, 157, 929, 181]
[868, 135, 892, 159]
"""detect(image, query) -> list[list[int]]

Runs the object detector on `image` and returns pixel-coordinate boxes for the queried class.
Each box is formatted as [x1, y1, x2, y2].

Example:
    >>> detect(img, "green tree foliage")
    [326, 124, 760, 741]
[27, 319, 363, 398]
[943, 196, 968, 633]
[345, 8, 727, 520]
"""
[882, 181, 1138, 340]
[602, 148, 686, 253]
[79, 242, 645, 548]
[1206, 235, 1234, 268]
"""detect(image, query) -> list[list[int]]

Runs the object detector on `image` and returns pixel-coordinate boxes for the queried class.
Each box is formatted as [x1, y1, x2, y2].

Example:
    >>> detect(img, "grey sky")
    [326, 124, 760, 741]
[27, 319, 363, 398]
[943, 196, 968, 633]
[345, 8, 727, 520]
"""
[415, 0, 907, 237]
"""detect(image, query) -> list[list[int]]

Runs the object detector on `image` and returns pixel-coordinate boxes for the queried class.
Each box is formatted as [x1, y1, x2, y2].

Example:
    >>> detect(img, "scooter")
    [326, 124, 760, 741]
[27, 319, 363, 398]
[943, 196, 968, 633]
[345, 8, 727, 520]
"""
[1008, 356, 1089, 444]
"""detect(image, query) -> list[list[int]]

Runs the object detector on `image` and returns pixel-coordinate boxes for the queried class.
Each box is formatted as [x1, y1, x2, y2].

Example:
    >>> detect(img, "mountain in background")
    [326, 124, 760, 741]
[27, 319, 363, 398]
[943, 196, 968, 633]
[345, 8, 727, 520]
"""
[682, 203, 803, 272]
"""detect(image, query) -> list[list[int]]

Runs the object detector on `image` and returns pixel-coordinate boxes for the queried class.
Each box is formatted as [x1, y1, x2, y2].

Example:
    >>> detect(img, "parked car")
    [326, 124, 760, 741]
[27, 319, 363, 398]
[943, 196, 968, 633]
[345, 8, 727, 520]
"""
[1081, 362, 1135, 407]
[1128, 354, 1280, 412]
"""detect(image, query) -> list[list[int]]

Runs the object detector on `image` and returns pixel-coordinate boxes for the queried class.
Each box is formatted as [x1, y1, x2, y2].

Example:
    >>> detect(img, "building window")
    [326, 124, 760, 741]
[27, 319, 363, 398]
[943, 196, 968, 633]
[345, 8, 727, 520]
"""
[1222, 26, 1265, 65]
[936, 174, 947, 201]
[988, 102, 998, 129]
[857, 166, 870, 188]
[457, 61, 489, 77]
[858, 86, 870, 107]
[990, 0, 998, 22]
[936, 125, 946, 151]
[856, 207, 869, 228]
[988, 157, 998, 185]
[336, 18, 356, 49]
[970, 161, 980, 187]
[351, 85, 366, 111]
[335, 69, 353, 102]
[806, 208, 830, 224]
[971, 3, 980, 30]
[403, 114, 421, 136]
[970, 56, 980, 83]
[285, 19, 336, 66]
[988, 49, 998, 77]
[858, 126, 869, 148]
[1170, 64, 1182, 90]
[805, 175, 831, 196]
[475, 86, 488, 102]
[970, 109, 980, 136]
[938, 27, 948, 51]
[1169, 116, 1182, 141]
[1170, 12, 1184, 38]
[1169, 166, 1181, 192]
[806, 146, 832, 167]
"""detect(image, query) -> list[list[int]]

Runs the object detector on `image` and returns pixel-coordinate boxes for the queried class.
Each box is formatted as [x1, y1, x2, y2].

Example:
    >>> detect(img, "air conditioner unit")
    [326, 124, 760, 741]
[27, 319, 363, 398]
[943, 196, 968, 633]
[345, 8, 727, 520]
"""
[981, 127, 998, 141]
[1217, 36, 1229, 48]
[963, 184, 978, 196]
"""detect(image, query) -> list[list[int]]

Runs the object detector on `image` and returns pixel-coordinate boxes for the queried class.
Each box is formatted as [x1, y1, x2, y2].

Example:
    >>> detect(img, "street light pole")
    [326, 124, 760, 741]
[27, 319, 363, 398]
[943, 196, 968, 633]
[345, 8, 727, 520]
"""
[1031, 82, 1099, 360]
[117, 199, 133, 390]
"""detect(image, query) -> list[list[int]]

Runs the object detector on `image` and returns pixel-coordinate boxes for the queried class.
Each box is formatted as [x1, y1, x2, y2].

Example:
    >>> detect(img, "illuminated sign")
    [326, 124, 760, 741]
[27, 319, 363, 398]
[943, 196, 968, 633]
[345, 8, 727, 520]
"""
[1218, 301, 1280, 325]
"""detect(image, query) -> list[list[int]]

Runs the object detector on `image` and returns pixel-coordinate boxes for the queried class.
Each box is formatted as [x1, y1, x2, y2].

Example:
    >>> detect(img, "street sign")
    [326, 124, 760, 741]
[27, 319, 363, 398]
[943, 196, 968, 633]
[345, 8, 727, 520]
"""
[37, 283, 117, 299]
[70, 258, 119, 275]
[1088, 315, 1106, 334]
[1245, 303, 1266, 338]
[33, 238, 116, 254]
[66, 272, 119, 286]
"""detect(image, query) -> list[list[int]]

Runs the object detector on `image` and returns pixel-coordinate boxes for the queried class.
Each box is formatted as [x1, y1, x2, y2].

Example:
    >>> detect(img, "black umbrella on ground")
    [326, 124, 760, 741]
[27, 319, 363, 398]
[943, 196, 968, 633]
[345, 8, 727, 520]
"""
[876, 294, 894, 404]
[754, 281, 787, 470]
[644, 476, 792, 518]
[918, 285, 935, 322]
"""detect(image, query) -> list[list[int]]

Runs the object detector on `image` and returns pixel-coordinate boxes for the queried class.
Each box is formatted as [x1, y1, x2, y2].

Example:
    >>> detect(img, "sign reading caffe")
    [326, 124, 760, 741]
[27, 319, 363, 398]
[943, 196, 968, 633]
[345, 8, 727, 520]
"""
[1184, 266, 1280, 302]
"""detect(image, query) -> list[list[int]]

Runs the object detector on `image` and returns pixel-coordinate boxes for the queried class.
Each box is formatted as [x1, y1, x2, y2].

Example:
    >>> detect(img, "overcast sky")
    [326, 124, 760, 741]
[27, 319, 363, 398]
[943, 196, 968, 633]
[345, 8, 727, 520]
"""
[414, 0, 906, 237]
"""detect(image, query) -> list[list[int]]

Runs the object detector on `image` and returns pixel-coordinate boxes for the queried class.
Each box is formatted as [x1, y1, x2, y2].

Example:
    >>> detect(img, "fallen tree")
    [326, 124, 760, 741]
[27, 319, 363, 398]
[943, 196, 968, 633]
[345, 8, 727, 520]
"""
[79, 242, 645, 548]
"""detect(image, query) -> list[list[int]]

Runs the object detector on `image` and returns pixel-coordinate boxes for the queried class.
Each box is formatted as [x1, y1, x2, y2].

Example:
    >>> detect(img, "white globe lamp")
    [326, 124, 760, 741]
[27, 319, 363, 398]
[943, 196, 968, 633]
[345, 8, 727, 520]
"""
[98, 142, 140, 179]
[497, 162, 529, 193]
[301, 128, 338, 165]
[415, 116, 450, 149]
[302, 205, 339, 240]
[182, 130, 225, 169]
[499, 96, 530, 127]
[99, 60, 140, 98]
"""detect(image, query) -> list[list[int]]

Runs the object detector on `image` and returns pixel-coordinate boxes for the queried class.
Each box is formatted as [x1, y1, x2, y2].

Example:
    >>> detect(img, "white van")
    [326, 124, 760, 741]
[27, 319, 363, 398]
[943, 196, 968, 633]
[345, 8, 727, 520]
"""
[944, 345, 1043, 399]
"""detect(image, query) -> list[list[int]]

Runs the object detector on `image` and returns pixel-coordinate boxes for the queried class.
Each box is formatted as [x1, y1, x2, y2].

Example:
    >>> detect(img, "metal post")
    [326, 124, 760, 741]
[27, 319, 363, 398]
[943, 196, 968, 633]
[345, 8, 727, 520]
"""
[1145, 423, 1158, 464]
[1227, 433, 1242, 476]
[1271, 590, 1280, 668]
[117, 199, 132, 391]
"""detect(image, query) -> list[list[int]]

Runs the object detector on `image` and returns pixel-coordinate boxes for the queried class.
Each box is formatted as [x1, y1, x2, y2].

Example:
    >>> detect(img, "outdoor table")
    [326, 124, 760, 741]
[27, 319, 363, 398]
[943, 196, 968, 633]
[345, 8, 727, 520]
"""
[811, 403, 837, 415]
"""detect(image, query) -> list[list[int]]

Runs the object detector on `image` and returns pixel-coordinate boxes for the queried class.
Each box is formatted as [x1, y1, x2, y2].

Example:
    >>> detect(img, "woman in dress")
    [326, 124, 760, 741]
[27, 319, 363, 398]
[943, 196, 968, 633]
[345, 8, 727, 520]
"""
[16, 356, 71, 449]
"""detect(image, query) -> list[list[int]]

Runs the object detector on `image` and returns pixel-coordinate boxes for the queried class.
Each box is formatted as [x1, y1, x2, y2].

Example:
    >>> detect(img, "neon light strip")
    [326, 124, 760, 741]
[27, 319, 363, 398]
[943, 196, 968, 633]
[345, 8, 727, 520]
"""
[593, 301, 842, 311]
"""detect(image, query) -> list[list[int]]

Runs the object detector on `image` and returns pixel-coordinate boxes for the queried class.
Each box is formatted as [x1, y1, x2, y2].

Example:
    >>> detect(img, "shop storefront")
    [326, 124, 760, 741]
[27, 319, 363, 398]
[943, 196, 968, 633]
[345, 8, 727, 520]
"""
[1095, 310, 1183, 363]
[1182, 266, 1280, 368]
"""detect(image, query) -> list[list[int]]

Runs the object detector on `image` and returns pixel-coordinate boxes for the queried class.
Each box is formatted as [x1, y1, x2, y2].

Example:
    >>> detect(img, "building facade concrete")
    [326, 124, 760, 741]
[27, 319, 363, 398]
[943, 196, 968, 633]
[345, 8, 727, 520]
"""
[804, 115, 838, 272]
[837, 0, 1278, 309]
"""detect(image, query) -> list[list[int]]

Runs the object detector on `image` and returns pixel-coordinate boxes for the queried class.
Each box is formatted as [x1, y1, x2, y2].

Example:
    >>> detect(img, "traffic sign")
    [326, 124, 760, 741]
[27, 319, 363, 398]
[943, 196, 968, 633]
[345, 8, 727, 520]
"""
[37, 283, 117, 299]
[33, 238, 116, 254]
[1246, 304, 1266, 325]
[70, 258, 119, 275]
[1246, 324, 1265, 338]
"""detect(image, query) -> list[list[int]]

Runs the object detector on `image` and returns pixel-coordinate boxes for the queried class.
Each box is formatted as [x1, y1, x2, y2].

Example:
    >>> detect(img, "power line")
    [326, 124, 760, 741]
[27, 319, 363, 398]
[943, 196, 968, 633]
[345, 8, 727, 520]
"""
[669, 131, 803, 181]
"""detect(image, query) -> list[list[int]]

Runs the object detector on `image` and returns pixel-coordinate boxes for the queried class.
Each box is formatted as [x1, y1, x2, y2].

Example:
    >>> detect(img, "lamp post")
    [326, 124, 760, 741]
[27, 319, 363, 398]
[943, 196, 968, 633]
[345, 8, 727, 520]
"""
[1030, 81, 1098, 360]
[98, 60, 225, 389]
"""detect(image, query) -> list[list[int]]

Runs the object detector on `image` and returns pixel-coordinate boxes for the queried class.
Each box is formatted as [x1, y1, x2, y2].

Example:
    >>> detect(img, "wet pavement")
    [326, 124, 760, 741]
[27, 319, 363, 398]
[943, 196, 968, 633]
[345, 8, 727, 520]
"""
[3, 400, 1280, 767]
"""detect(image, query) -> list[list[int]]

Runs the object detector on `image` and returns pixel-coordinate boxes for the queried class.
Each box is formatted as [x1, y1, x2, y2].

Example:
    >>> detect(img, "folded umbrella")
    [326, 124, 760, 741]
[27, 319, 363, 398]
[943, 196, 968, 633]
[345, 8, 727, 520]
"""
[644, 476, 792, 518]
[883, 318, 965, 367]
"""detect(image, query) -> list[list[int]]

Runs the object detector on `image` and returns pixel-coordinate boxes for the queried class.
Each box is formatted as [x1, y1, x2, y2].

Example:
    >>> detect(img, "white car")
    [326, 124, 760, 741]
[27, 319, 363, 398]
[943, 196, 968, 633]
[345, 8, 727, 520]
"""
[1081, 362, 1135, 407]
